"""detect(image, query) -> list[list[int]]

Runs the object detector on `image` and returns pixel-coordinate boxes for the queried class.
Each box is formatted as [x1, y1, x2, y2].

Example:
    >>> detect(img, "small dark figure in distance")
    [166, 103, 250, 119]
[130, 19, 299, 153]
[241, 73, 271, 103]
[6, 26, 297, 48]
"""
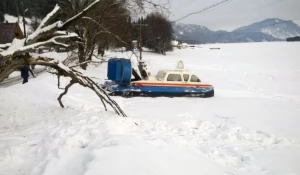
[20, 65, 36, 84]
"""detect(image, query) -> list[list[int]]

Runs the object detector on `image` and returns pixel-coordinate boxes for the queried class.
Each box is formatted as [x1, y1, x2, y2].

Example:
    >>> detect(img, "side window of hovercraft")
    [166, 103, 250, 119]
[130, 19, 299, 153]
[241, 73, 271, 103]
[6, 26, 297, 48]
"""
[183, 74, 189, 82]
[190, 75, 201, 82]
[167, 74, 182, 81]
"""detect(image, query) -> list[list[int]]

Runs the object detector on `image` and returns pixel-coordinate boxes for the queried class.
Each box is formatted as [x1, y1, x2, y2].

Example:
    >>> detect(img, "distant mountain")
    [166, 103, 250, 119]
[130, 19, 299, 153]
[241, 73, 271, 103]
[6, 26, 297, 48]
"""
[173, 18, 300, 44]
[234, 18, 300, 40]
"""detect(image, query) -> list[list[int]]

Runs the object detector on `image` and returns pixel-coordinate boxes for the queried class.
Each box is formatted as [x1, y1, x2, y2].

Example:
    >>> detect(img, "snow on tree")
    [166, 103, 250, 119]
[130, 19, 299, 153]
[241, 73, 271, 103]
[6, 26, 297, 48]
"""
[0, 1, 126, 117]
[0, 0, 170, 117]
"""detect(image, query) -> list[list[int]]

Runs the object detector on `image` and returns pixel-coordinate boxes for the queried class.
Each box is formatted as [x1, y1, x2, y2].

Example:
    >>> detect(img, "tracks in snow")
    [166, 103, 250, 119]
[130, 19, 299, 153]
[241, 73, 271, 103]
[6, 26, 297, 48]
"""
[216, 77, 300, 102]
[132, 115, 299, 171]
[0, 110, 299, 174]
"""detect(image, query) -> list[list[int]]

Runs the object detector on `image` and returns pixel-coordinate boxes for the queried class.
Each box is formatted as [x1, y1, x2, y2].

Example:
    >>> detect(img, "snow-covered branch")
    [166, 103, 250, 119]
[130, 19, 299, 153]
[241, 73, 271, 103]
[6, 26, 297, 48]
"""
[0, 0, 102, 59]
[26, 21, 64, 45]
[38, 4, 61, 30]
[23, 4, 63, 46]
[59, 0, 102, 30]
[0, 0, 102, 56]
[0, 33, 80, 59]
[0, 1, 127, 117]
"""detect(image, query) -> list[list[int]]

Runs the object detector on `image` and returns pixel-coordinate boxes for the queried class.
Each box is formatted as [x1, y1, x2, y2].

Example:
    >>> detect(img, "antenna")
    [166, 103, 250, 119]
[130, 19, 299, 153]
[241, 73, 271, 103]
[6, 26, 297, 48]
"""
[177, 60, 184, 69]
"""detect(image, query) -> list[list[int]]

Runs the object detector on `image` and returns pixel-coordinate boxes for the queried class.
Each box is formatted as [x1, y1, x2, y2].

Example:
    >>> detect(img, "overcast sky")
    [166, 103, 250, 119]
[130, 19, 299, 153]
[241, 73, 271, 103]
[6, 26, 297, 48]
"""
[165, 0, 300, 31]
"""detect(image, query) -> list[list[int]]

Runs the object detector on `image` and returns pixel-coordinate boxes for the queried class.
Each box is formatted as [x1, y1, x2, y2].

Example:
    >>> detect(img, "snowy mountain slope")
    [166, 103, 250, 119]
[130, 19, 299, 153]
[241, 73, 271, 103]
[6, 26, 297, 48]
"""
[174, 18, 300, 43]
[234, 18, 300, 40]
[174, 23, 212, 36]
[1, 42, 300, 175]
[173, 23, 278, 43]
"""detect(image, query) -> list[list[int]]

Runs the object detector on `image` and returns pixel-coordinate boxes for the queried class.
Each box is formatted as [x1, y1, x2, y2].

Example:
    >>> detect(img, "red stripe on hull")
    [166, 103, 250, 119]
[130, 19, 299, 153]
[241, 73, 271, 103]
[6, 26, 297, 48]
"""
[133, 82, 213, 88]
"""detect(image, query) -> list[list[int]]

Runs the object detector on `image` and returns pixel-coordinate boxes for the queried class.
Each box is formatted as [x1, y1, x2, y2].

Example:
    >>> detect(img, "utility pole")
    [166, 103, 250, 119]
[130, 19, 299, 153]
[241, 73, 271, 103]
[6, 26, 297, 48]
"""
[139, 20, 142, 60]
[132, 17, 148, 80]
[133, 18, 148, 61]
[21, 0, 28, 37]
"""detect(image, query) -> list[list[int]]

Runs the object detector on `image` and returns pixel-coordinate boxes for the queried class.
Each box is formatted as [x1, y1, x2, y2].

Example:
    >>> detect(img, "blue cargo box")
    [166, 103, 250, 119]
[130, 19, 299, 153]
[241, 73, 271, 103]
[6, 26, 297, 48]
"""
[107, 58, 132, 85]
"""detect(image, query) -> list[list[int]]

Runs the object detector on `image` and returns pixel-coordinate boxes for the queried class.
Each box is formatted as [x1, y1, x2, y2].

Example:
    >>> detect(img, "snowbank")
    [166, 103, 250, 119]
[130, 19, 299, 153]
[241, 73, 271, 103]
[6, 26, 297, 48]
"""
[1, 42, 300, 175]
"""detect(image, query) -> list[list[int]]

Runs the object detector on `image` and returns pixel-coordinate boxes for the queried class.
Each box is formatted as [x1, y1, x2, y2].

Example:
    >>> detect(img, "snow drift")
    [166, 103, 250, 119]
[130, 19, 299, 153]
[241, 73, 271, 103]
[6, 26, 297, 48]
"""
[1, 42, 300, 175]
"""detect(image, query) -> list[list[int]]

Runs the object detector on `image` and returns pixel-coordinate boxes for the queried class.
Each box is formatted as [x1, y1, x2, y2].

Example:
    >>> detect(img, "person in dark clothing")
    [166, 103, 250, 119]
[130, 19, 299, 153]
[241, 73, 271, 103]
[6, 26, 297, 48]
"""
[20, 65, 35, 84]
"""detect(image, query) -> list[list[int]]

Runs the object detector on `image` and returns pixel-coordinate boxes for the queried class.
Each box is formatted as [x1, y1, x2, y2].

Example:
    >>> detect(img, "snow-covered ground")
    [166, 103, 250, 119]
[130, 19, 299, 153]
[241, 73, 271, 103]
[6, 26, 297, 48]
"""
[1, 42, 300, 175]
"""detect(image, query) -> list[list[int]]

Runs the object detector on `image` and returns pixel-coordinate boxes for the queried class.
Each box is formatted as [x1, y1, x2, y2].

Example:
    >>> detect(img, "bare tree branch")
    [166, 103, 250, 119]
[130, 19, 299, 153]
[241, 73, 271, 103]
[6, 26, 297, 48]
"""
[82, 16, 127, 45]
[58, 80, 75, 108]
[69, 60, 107, 68]
[28, 56, 126, 117]
[60, 0, 102, 30]
[28, 57, 126, 117]
[57, 74, 64, 89]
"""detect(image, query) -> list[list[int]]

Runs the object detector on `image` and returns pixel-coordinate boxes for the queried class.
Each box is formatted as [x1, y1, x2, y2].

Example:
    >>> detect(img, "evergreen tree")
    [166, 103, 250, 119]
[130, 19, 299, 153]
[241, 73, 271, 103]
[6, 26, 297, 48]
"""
[134, 12, 173, 54]
[5, 0, 20, 16]
[0, 13, 4, 22]
[0, 0, 6, 22]
[286, 36, 300, 42]
[0, 0, 58, 19]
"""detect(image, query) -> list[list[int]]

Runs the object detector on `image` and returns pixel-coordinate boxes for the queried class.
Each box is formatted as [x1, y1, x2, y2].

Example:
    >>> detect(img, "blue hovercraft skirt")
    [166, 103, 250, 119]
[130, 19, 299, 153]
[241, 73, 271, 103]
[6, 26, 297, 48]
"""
[104, 81, 214, 98]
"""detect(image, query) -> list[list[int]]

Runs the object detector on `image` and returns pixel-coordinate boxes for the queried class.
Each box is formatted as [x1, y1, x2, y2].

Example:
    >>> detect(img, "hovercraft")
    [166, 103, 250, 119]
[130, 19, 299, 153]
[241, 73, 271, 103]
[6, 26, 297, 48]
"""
[102, 58, 214, 98]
